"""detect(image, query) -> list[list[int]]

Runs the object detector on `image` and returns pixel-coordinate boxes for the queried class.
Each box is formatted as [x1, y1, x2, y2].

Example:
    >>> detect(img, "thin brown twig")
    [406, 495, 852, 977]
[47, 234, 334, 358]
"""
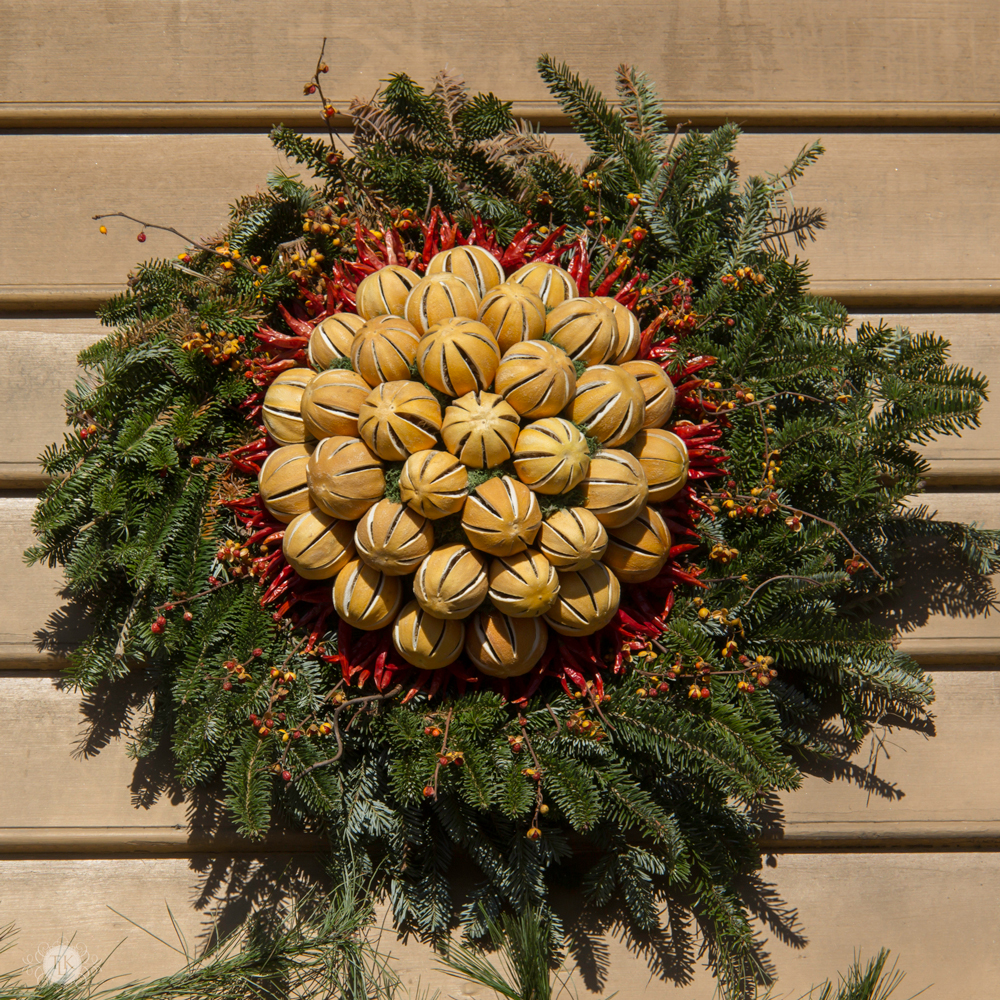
[429, 707, 454, 798]
[114, 582, 150, 660]
[706, 485, 884, 581]
[293, 684, 403, 780]
[744, 574, 829, 604]
[519, 719, 545, 825]
[310, 38, 337, 146]
[545, 704, 562, 734]
[92, 213, 259, 274]
[784, 505, 886, 580]
[588, 690, 616, 733]
[153, 578, 237, 611]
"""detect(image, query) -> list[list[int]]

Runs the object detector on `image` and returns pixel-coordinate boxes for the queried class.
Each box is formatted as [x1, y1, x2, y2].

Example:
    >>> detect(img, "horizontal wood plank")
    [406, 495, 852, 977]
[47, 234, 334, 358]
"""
[3, 491, 999, 666]
[0, 320, 103, 487]
[2, 133, 1000, 312]
[3, 1, 1000, 127]
[1, 667, 996, 851]
[2, 313, 997, 488]
[1, 853, 997, 997]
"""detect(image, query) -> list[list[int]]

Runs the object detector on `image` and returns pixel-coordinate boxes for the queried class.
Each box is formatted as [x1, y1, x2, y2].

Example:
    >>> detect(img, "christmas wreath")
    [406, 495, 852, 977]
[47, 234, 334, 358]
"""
[28, 54, 999, 993]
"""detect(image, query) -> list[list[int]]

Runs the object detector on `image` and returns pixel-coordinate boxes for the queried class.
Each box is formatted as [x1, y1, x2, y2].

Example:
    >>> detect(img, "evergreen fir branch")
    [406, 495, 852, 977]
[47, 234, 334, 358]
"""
[537, 54, 655, 187]
[23, 57, 997, 1000]
[616, 63, 672, 152]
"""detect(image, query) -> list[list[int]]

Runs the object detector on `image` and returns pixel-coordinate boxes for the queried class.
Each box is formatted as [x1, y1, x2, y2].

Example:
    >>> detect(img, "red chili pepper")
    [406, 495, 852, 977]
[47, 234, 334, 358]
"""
[427, 669, 446, 700]
[499, 223, 537, 268]
[438, 217, 458, 250]
[615, 273, 642, 302]
[373, 648, 389, 690]
[343, 260, 375, 280]
[384, 228, 405, 266]
[276, 305, 315, 339]
[594, 260, 628, 297]
[260, 565, 294, 605]
[567, 235, 592, 296]
[421, 208, 442, 262]
[471, 217, 499, 253]
[402, 672, 429, 704]
[255, 325, 308, 349]
[592, 671, 605, 701]
[525, 225, 567, 261]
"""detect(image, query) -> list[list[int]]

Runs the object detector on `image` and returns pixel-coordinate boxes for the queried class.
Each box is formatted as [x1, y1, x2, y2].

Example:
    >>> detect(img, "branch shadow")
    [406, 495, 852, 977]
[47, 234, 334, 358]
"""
[32, 596, 90, 659]
[27, 506, 989, 990]
[544, 851, 806, 997]
[187, 853, 331, 953]
[876, 533, 998, 635]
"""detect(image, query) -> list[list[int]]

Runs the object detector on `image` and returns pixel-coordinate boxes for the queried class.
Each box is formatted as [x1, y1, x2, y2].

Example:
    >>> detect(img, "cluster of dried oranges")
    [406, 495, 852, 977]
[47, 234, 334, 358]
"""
[257, 246, 691, 678]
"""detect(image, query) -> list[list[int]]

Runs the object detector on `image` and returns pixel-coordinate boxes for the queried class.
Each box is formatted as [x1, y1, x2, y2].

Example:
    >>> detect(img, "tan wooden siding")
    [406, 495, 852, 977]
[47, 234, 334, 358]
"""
[3, 314, 997, 488]
[3, 668, 997, 853]
[3, 133, 1000, 310]
[3, 1, 1000, 126]
[3, 854, 997, 997]
[3, 3, 999, 995]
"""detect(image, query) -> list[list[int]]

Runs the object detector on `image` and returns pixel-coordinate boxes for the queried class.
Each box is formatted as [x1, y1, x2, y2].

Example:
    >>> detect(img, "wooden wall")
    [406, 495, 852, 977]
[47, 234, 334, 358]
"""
[2, 3, 998, 995]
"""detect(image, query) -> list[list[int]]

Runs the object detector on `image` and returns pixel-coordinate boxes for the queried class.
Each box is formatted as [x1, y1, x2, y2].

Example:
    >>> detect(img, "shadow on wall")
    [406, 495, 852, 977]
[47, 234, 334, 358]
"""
[30, 514, 996, 992]
[877, 533, 998, 634]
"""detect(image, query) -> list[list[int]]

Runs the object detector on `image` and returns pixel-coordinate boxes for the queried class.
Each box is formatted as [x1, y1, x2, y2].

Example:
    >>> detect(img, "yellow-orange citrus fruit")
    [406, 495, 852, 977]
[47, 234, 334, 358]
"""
[300, 368, 371, 439]
[512, 418, 590, 494]
[461, 475, 542, 556]
[545, 298, 616, 366]
[258, 443, 314, 523]
[354, 498, 434, 575]
[404, 273, 480, 332]
[392, 600, 465, 669]
[603, 505, 672, 582]
[630, 428, 690, 502]
[413, 543, 488, 619]
[620, 360, 676, 428]
[282, 509, 355, 580]
[306, 436, 384, 519]
[464, 608, 548, 677]
[563, 364, 645, 447]
[543, 562, 621, 636]
[308, 312, 364, 370]
[357, 380, 442, 461]
[262, 368, 315, 445]
[351, 316, 422, 386]
[493, 340, 576, 418]
[416, 318, 501, 396]
[355, 264, 419, 320]
[578, 448, 649, 527]
[536, 507, 608, 570]
[507, 261, 578, 308]
[487, 549, 560, 617]
[332, 557, 402, 630]
[398, 449, 469, 519]
[427, 246, 505, 297]
[441, 390, 520, 468]
[477, 282, 546, 353]
[594, 296, 641, 363]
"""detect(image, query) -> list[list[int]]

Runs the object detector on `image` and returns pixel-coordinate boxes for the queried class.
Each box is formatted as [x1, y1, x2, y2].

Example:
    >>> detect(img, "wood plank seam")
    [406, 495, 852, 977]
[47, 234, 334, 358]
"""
[4, 102, 1000, 129]
[7, 282, 1000, 313]
[1, 831, 997, 855]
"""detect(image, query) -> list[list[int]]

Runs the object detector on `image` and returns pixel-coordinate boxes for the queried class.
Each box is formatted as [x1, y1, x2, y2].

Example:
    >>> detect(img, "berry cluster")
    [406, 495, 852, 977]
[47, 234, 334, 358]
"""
[720, 266, 767, 291]
[180, 320, 246, 367]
